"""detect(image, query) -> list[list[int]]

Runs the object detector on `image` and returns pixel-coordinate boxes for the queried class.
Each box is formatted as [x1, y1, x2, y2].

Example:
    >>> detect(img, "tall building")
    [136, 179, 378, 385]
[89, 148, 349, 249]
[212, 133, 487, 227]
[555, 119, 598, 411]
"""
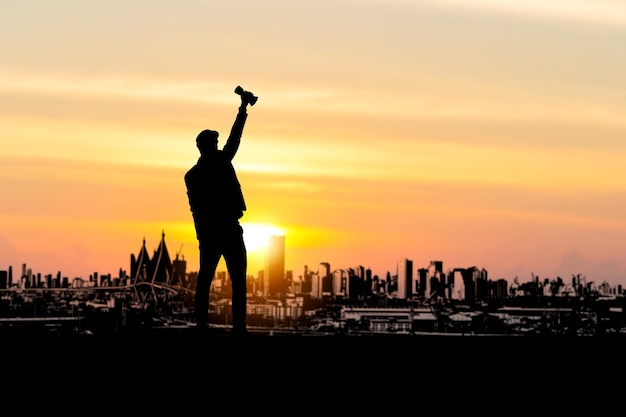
[397, 258, 413, 299]
[333, 268, 348, 298]
[311, 262, 331, 299]
[319, 262, 332, 297]
[264, 235, 286, 297]
[310, 269, 320, 298]
[172, 252, 188, 288]
[427, 260, 444, 300]
[450, 268, 466, 300]
[302, 265, 312, 295]
[0, 270, 7, 289]
[348, 265, 368, 299]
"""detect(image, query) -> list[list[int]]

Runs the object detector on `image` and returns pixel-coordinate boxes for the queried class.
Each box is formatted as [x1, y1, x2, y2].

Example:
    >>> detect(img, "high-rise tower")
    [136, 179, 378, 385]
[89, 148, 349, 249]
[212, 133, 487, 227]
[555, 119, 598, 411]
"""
[264, 235, 286, 297]
[397, 258, 413, 299]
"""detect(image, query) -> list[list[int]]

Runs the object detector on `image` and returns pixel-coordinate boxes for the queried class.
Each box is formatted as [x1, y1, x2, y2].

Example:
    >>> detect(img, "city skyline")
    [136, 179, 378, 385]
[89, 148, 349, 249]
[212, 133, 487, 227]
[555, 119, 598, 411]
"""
[2, 2, 626, 286]
[3, 231, 622, 292]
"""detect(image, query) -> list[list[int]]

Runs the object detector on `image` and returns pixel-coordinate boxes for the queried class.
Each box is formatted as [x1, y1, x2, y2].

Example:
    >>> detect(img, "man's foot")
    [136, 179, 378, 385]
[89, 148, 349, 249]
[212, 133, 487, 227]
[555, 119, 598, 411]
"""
[194, 323, 214, 337]
[231, 327, 250, 336]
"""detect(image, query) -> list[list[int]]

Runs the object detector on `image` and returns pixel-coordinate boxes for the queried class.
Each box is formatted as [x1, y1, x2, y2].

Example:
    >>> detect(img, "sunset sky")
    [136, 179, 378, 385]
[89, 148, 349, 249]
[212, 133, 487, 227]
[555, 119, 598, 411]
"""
[2, 0, 626, 286]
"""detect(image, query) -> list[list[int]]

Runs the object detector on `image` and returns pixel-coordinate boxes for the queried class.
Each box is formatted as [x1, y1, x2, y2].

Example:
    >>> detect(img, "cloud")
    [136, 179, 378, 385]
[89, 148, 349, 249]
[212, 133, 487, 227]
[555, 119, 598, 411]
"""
[411, 0, 626, 27]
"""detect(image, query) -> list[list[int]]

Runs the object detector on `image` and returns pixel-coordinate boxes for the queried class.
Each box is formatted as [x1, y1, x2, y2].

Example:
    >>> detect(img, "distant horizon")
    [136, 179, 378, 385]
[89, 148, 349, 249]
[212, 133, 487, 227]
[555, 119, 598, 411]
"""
[4, 244, 623, 290]
[4, 229, 625, 286]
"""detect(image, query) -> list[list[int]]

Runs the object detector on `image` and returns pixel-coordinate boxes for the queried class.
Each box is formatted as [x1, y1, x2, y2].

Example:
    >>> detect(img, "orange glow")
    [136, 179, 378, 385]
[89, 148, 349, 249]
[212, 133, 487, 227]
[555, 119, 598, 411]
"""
[2, 1, 626, 285]
[241, 223, 285, 252]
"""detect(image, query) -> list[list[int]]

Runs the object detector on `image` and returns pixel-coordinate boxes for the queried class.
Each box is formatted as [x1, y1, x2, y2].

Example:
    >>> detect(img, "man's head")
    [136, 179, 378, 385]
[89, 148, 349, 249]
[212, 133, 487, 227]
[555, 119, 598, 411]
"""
[196, 129, 219, 155]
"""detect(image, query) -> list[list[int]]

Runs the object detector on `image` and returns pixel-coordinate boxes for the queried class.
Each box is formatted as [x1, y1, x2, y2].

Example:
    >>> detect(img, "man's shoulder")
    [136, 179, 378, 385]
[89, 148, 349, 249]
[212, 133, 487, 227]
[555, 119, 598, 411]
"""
[184, 164, 201, 181]
[184, 165, 196, 176]
[185, 157, 223, 181]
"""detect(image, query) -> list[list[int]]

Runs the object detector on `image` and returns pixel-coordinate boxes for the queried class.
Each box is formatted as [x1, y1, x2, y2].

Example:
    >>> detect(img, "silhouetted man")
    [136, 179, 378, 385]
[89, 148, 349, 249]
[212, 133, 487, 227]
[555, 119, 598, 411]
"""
[184, 89, 254, 336]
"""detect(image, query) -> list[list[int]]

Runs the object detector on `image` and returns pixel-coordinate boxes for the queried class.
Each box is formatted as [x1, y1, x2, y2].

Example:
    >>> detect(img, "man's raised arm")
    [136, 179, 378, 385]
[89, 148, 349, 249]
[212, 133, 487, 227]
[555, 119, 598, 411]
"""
[223, 93, 251, 160]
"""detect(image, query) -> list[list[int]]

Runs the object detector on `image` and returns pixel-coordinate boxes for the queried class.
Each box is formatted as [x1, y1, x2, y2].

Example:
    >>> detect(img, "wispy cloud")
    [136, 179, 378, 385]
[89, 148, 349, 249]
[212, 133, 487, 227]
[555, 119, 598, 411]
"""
[412, 0, 626, 26]
[0, 68, 232, 104]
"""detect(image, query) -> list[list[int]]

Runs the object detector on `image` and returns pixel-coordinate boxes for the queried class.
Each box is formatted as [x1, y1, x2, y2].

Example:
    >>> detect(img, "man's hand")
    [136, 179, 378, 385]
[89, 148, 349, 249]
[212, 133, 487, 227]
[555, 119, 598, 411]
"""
[234, 86, 257, 106]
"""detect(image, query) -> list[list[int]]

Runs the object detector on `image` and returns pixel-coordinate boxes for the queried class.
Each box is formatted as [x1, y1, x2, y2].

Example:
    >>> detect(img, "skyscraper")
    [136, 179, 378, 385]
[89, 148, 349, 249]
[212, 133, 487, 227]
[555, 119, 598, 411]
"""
[264, 235, 285, 297]
[397, 258, 413, 299]
[311, 262, 331, 299]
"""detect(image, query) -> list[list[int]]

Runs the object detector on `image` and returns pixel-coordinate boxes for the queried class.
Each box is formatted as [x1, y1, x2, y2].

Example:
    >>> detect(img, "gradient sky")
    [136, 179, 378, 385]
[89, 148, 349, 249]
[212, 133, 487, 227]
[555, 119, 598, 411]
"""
[2, 0, 626, 286]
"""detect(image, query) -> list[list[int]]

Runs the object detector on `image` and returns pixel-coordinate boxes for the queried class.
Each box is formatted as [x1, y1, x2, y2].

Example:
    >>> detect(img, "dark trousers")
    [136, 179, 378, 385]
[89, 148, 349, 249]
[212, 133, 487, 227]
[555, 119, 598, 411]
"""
[195, 223, 247, 329]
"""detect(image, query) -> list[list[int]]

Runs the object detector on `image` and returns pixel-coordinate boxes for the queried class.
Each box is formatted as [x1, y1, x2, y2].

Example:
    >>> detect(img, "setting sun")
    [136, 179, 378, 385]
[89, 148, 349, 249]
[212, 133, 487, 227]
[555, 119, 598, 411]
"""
[241, 223, 285, 252]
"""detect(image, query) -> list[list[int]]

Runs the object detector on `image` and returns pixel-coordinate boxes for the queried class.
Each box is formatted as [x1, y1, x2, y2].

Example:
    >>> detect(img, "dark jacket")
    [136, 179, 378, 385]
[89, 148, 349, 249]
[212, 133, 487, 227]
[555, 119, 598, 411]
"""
[184, 109, 247, 239]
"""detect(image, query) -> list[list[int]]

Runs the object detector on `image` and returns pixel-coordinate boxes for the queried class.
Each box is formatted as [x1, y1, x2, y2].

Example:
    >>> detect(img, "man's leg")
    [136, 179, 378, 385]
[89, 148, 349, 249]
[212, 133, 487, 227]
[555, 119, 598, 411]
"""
[224, 224, 248, 333]
[195, 240, 220, 328]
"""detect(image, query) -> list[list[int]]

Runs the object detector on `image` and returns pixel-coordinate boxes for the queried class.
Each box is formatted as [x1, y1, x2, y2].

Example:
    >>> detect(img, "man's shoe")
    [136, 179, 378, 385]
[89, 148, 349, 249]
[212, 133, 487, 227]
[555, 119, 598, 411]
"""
[232, 328, 250, 336]
[194, 324, 213, 337]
